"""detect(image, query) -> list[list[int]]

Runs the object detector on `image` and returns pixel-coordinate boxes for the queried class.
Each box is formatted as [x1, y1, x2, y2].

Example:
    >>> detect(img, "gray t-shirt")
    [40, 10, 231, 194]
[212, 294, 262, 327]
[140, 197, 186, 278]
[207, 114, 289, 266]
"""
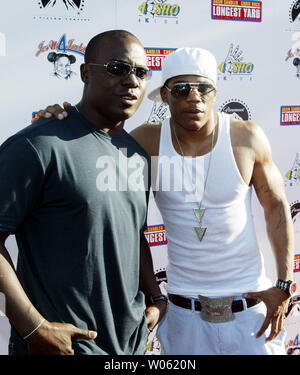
[0, 107, 151, 354]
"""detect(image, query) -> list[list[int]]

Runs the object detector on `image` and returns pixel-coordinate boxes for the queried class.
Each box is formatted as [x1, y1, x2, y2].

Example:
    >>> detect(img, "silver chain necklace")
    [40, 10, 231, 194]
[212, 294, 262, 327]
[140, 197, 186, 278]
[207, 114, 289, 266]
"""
[173, 121, 216, 241]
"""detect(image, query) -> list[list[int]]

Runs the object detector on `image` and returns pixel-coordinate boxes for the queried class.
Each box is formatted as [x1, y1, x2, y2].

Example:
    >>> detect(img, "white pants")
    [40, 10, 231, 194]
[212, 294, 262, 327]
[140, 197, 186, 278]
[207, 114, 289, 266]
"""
[156, 300, 286, 355]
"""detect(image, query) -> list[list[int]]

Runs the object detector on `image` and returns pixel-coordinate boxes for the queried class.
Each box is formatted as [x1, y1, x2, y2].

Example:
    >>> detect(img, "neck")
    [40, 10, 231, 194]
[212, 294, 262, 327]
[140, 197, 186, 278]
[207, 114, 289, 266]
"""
[173, 112, 217, 139]
[171, 112, 218, 157]
[75, 100, 125, 136]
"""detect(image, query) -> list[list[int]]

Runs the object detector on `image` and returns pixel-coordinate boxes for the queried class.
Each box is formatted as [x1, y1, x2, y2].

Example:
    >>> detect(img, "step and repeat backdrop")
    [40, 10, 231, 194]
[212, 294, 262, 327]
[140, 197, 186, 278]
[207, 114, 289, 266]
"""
[0, 0, 300, 355]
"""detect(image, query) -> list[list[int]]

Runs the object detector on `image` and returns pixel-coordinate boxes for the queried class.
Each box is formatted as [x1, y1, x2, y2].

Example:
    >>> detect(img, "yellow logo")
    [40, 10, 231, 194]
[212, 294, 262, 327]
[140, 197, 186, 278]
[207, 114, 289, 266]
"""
[138, 1, 180, 17]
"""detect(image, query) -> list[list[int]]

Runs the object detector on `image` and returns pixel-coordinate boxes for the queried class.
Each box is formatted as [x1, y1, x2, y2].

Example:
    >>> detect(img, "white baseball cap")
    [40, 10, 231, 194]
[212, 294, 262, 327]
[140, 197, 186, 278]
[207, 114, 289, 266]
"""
[148, 47, 217, 102]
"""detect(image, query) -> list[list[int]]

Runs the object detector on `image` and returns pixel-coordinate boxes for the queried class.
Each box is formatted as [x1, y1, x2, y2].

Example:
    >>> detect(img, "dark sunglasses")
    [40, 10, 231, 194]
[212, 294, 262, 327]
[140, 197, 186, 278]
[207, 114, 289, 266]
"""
[88, 60, 152, 80]
[165, 82, 216, 99]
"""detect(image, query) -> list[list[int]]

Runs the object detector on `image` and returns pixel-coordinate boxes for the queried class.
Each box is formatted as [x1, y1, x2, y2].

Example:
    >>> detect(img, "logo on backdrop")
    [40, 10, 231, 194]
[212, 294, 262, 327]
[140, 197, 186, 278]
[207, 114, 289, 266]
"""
[294, 254, 300, 273]
[218, 43, 254, 81]
[47, 52, 76, 79]
[285, 299, 300, 355]
[154, 268, 168, 285]
[38, 0, 85, 11]
[291, 199, 300, 235]
[36, 34, 86, 57]
[289, 0, 300, 23]
[146, 336, 161, 355]
[291, 201, 300, 270]
[219, 99, 251, 120]
[138, 0, 181, 24]
[144, 225, 168, 247]
[285, 153, 300, 187]
[35, 34, 85, 80]
[35, 0, 89, 21]
[286, 333, 300, 355]
[144, 47, 174, 124]
[211, 0, 262, 22]
[154, 267, 168, 298]
[146, 102, 170, 125]
[285, 32, 300, 79]
[145, 47, 176, 71]
[281, 106, 300, 126]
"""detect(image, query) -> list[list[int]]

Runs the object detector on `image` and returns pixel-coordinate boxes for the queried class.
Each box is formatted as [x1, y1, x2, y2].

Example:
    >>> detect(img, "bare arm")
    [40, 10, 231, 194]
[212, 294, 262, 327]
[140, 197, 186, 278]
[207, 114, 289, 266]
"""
[243, 123, 294, 341]
[251, 125, 294, 281]
[0, 232, 96, 354]
[0, 232, 45, 337]
[139, 233, 167, 331]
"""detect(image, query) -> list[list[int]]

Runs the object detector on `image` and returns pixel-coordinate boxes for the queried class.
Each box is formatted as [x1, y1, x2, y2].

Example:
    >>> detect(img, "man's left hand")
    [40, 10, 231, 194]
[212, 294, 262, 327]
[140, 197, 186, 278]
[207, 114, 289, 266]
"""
[243, 287, 290, 341]
[145, 300, 168, 332]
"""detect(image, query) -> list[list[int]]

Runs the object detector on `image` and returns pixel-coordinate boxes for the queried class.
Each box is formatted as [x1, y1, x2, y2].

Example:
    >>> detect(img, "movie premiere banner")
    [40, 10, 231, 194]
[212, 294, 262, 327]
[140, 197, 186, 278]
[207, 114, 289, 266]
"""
[0, 0, 299, 355]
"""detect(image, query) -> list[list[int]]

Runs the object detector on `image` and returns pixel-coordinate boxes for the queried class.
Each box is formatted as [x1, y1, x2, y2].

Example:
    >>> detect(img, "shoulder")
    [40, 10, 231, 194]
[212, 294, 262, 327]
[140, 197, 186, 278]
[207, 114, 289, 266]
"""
[0, 116, 72, 170]
[0, 127, 46, 175]
[129, 122, 162, 156]
[3, 117, 62, 144]
[229, 115, 263, 140]
[0, 120, 48, 154]
[229, 116, 271, 160]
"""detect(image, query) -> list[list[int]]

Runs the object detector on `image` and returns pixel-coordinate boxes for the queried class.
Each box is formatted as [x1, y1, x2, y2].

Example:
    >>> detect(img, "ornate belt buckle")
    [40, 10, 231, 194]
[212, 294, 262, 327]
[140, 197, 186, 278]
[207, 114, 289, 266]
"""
[198, 295, 235, 323]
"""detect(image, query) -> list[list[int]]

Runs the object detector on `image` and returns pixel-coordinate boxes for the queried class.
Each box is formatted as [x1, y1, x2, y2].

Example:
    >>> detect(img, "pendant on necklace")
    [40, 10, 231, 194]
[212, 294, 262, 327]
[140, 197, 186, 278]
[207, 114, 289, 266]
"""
[194, 227, 207, 242]
[194, 208, 205, 223]
[194, 208, 207, 241]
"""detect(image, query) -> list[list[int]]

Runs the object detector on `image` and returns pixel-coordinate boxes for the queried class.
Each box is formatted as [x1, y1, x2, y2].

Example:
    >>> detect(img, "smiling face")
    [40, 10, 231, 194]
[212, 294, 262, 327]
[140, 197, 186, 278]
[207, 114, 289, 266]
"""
[81, 35, 148, 127]
[54, 56, 71, 79]
[161, 74, 217, 132]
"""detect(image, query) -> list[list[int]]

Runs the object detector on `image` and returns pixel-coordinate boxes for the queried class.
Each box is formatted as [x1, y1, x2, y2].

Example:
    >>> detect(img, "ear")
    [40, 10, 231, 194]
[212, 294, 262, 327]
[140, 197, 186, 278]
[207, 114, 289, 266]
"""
[47, 52, 57, 62]
[212, 88, 217, 104]
[160, 87, 169, 103]
[69, 55, 76, 64]
[80, 63, 89, 84]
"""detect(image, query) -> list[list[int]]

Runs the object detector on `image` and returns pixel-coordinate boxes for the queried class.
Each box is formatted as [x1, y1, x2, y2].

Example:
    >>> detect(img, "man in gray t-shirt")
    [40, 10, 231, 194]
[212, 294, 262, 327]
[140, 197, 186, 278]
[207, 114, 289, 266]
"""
[0, 31, 166, 355]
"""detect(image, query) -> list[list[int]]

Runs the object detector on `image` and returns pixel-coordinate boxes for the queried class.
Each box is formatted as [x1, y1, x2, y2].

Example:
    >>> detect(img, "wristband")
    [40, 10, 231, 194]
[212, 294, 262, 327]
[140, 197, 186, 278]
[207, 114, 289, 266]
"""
[149, 294, 169, 305]
[23, 319, 45, 340]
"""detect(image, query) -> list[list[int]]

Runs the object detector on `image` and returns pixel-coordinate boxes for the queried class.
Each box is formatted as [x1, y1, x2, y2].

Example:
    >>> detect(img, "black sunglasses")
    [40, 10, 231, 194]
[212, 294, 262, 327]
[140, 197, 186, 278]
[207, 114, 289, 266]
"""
[165, 82, 216, 99]
[88, 60, 152, 80]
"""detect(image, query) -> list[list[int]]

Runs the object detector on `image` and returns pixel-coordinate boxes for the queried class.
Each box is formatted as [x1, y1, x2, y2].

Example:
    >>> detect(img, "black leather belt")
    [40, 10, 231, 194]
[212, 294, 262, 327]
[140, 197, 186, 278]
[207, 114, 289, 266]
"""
[168, 293, 260, 313]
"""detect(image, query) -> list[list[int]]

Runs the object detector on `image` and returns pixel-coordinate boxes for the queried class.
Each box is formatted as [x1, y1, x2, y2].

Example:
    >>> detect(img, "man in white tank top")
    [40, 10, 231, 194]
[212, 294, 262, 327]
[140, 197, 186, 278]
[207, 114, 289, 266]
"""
[37, 47, 295, 355]
[132, 47, 296, 355]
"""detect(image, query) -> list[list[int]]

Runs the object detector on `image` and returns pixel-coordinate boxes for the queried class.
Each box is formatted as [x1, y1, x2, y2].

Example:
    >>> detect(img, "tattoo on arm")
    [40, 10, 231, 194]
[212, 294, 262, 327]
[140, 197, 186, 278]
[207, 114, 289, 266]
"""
[255, 183, 271, 194]
[277, 205, 287, 229]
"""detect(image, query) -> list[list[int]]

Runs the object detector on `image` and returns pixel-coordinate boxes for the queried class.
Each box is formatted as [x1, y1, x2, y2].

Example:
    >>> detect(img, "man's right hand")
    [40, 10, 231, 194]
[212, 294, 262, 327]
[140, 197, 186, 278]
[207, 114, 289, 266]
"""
[32, 102, 71, 123]
[25, 320, 97, 355]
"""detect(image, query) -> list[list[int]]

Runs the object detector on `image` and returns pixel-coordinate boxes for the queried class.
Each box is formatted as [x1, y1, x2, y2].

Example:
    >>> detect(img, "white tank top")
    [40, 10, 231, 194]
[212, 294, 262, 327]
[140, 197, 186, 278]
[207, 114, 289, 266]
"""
[155, 113, 271, 297]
